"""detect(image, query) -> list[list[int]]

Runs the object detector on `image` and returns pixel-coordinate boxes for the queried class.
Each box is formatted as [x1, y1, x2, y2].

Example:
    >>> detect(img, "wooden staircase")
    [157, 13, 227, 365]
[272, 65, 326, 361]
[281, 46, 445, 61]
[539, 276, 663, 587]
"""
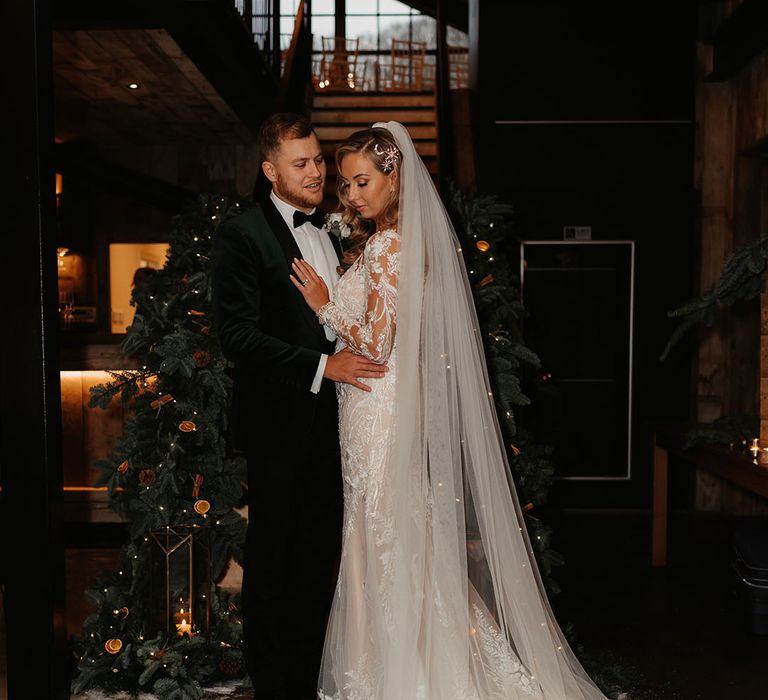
[311, 91, 438, 207]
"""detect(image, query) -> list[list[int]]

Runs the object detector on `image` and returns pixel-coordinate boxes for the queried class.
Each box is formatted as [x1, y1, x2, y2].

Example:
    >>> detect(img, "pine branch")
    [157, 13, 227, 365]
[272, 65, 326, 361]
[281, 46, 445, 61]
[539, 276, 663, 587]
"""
[661, 233, 768, 360]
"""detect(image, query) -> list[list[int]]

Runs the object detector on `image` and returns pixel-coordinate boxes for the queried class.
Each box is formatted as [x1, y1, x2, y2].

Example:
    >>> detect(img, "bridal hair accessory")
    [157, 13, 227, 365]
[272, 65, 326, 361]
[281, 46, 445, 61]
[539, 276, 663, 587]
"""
[373, 142, 401, 173]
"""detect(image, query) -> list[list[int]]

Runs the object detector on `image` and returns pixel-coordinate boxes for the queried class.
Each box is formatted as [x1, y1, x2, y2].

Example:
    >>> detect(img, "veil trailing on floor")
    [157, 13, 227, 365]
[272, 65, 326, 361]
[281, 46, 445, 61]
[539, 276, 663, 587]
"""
[320, 121, 609, 699]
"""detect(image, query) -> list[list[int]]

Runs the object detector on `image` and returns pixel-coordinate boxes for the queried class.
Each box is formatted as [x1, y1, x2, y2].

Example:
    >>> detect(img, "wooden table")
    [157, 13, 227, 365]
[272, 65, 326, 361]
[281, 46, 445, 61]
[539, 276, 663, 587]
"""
[652, 424, 768, 566]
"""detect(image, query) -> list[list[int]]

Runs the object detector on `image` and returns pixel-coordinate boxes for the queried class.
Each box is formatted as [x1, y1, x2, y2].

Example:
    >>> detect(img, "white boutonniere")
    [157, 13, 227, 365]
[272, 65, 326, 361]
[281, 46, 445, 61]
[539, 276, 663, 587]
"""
[325, 212, 352, 239]
[324, 212, 353, 257]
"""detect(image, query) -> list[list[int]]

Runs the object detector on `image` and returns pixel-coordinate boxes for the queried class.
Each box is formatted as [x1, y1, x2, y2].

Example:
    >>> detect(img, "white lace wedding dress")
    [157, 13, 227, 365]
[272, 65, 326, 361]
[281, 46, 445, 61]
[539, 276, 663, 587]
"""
[316, 228, 542, 700]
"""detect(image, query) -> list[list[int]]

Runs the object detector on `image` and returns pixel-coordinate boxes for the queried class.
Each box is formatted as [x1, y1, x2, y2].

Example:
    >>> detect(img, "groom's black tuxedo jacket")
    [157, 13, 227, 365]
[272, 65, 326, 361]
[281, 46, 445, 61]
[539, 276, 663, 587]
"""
[211, 198, 340, 453]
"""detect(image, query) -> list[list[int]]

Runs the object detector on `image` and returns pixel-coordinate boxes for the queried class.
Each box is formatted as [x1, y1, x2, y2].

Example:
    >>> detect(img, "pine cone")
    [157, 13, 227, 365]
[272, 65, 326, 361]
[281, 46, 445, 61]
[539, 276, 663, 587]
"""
[194, 351, 212, 368]
[218, 652, 243, 677]
[139, 468, 157, 486]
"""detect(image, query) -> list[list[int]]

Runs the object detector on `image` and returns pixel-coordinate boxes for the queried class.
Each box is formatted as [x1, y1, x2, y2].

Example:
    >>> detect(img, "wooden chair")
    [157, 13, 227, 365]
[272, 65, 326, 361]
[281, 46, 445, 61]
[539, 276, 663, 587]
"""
[318, 36, 359, 90]
[382, 39, 427, 91]
[448, 46, 469, 89]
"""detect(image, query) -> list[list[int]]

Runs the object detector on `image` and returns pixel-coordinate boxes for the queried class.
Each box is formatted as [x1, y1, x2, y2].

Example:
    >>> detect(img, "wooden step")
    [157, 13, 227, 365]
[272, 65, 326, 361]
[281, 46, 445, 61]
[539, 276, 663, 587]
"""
[313, 93, 436, 109]
[315, 124, 437, 141]
[321, 140, 437, 157]
[311, 109, 435, 125]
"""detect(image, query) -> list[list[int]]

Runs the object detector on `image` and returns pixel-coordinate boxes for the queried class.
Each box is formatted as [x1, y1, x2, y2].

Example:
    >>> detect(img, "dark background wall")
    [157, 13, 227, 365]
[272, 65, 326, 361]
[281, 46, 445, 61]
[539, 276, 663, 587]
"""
[471, 0, 699, 508]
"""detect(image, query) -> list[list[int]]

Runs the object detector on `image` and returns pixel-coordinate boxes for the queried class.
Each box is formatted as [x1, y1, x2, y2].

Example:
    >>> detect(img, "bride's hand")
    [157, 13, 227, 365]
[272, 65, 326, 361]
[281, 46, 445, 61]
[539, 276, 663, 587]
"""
[290, 258, 330, 312]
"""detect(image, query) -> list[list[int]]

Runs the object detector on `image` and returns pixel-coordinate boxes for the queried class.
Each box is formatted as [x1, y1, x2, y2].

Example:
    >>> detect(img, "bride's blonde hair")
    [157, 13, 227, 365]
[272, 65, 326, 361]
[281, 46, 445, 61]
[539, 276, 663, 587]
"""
[335, 127, 401, 272]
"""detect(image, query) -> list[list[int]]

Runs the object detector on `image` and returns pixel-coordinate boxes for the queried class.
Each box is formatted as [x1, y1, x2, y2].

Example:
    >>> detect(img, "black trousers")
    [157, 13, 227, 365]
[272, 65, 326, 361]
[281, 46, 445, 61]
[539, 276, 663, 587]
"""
[242, 410, 343, 699]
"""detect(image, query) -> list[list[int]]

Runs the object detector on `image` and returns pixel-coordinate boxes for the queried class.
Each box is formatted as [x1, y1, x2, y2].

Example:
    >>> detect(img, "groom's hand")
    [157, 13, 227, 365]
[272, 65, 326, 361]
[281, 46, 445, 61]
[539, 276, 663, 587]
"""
[324, 348, 387, 392]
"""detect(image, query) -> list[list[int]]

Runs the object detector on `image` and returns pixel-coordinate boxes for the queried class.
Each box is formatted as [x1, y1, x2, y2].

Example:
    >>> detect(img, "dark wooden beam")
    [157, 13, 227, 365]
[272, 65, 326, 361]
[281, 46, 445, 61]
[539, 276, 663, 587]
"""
[272, 0, 282, 76]
[1, 0, 69, 697]
[335, 0, 345, 38]
[706, 0, 768, 82]
[436, 0, 453, 184]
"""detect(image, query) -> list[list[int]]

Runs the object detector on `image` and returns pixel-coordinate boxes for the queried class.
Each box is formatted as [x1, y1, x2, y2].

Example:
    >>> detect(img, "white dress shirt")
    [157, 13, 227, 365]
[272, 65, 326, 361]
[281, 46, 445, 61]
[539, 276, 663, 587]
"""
[270, 190, 340, 393]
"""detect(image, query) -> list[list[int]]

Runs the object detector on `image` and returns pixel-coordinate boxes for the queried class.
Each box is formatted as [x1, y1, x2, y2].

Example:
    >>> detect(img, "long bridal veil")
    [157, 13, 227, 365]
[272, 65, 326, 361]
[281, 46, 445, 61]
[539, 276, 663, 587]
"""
[320, 121, 609, 699]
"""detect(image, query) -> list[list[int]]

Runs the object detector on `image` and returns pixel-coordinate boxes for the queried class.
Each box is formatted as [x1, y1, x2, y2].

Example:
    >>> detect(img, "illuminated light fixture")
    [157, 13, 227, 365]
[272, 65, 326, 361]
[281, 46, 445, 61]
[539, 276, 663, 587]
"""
[56, 172, 63, 214]
[127, 83, 140, 90]
[476, 240, 490, 252]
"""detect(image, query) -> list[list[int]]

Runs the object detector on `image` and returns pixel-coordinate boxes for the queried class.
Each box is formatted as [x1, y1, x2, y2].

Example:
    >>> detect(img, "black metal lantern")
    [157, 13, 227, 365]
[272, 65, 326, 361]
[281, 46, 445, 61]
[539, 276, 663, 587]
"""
[148, 524, 211, 638]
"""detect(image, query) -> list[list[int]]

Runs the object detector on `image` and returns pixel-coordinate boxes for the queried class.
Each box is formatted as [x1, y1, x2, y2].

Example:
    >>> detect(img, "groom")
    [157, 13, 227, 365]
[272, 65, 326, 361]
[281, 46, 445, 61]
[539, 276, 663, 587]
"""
[211, 113, 386, 700]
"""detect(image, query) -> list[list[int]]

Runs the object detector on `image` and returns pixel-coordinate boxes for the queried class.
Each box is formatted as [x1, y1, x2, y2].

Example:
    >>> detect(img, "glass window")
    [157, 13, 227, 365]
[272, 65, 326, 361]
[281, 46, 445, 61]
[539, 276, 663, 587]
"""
[346, 15, 378, 51]
[411, 15, 436, 50]
[312, 15, 336, 50]
[313, 0, 335, 13]
[280, 15, 297, 49]
[448, 26, 469, 47]
[379, 15, 413, 48]
[379, 0, 416, 15]
[346, 0, 378, 14]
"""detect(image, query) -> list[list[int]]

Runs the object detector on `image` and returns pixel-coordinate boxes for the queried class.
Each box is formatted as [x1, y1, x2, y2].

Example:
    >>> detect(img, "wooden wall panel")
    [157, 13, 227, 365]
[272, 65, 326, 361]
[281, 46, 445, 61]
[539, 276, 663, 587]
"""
[694, 20, 768, 515]
[60, 370, 126, 488]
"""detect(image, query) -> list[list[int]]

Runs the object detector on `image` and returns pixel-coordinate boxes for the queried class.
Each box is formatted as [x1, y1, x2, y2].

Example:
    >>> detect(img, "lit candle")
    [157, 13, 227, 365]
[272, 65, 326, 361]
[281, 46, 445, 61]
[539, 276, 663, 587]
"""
[174, 600, 194, 637]
[750, 438, 760, 459]
[175, 615, 192, 637]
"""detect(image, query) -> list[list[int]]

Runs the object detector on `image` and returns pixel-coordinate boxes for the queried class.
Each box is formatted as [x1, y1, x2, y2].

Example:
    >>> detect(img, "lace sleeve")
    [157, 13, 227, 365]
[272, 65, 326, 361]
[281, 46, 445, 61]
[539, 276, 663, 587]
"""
[318, 229, 400, 363]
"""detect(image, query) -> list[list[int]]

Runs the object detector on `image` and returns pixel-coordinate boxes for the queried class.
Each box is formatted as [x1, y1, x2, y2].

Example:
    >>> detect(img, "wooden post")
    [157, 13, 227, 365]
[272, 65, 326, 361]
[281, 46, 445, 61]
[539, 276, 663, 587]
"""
[435, 0, 453, 186]
[242, 0, 253, 38]
[652, 433, 669, 566]
[335, 0, 344, 39]
[272, 0, 282, 76]
[761, 277, 768, 444]
[1, 0, 68, 696]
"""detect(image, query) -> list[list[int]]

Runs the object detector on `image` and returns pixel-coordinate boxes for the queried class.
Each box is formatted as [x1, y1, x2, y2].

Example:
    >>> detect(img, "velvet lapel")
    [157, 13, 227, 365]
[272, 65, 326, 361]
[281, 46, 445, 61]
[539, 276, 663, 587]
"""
[261, 196, 327, 342]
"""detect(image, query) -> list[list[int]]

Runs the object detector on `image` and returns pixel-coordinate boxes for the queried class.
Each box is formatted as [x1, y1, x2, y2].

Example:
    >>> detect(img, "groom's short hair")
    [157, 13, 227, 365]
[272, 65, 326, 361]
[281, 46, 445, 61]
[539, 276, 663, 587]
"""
[258, 113, 316, 161]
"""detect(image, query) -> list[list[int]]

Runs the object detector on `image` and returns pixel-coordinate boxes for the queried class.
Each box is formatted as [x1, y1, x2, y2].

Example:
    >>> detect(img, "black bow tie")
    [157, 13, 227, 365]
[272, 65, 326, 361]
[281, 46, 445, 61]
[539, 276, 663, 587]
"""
[293, 208, 325, 229]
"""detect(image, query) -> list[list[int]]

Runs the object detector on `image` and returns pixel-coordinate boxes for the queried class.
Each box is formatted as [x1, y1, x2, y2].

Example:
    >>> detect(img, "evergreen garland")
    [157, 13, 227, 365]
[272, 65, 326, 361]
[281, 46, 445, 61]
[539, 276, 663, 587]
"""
[682, 413, 759, 450]
[660, 233, 768, 361]
[73, 186, 572, 697]
[660, 234, 767, 451]
[71, 195, 250, 699]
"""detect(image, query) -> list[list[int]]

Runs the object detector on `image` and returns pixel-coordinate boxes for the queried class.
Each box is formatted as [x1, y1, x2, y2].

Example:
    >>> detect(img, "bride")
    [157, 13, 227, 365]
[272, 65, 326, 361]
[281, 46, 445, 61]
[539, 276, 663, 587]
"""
[290, 122, 609, 700]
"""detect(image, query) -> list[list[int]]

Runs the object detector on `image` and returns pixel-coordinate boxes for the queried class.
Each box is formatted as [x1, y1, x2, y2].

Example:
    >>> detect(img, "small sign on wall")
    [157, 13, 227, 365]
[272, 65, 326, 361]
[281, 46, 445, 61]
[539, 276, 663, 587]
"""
[564, 226, 592, 240]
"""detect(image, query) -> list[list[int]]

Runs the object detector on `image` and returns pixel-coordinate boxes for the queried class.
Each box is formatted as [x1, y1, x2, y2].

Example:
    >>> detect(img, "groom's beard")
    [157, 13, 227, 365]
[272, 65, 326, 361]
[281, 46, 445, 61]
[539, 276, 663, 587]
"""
[275, 173, 324, 211]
